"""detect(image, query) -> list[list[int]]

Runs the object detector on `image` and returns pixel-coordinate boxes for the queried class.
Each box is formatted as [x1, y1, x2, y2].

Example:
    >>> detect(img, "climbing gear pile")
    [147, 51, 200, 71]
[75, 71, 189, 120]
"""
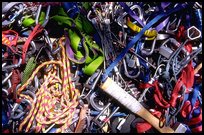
[2, 2, 202, 133]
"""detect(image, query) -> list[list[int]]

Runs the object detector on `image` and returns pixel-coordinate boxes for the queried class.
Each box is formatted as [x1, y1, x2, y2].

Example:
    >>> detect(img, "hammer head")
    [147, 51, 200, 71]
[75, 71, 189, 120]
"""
[173, 122, 188, 133]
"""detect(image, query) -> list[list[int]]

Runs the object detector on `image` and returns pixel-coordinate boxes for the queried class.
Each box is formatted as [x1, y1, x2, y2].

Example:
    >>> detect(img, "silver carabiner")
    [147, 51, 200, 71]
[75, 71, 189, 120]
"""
[117, 4, 144, 28]
[2, 58, 22, 71]
[27, 41, 37, 56]
[123, 58, 140, 79]
[35, 4, 51, 27]
[140, 37, 157, 56]
[22, 90, 37, 103]
[2, 88, 9, 96]
[2, 71, 13, 85]
[11, 99, 32, 120]
[80, 70, 102, 99]
[166, 16, 181, 35]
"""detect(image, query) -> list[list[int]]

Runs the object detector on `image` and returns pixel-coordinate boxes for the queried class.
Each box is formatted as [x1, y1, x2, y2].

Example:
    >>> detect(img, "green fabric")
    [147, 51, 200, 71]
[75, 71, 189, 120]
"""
[22, 12, 46, 27]
[51, 15, 73, 27]
[51, 8, 95, 35]
[51, 8, 104, 75]
[22, 57, 36, 85]
[65, 28, 89, 64]
[75, 51, 84, 60]
[58, 7, 69, 16]
[82, 2, 91, 10]
[80, 14, 95, 34]
[22, 17, 35, 27]
[68, 29, 81, 53]
[83, 56, 104, 76]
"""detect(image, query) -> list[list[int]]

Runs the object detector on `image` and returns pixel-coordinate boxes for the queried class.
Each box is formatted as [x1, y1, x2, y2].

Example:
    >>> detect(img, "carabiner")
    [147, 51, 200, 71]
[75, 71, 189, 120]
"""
[27, 41, 37, 56]
[11, 99, 32, 119]
[123, 58, 140, 79]
[11, 109, 26, 120]
[117, 4, 143, 28]
[35, 4, 51, 27]
[89, 92, 106, 111]
[2, 71, 13, 85]
[21, 90, 37, 103]
[2, 88, 9, 96]
[140, 37, 157, 56]
[2, 58, 22, 72]
[187, 26, 201, 40]
[166, 16, 181, 35]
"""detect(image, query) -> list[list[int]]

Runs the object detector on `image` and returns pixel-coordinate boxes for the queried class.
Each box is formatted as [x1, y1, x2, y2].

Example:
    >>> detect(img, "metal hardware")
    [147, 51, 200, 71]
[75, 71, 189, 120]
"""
[166, 16, 181, 34]
[2, 72, 13, 85]
[187, 26, 201, 40]
[117, 4, 143, 28]
[81, 70, 102, 99]
[140, 37, 157, 56]
[2, 58, 22, 71]
[123, 58, 140, 79]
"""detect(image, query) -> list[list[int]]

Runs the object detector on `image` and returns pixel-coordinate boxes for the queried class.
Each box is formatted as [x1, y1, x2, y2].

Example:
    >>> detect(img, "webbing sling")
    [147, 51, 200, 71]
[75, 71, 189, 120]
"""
[51, 8, 104, 76]
[102, 4, 188, 82]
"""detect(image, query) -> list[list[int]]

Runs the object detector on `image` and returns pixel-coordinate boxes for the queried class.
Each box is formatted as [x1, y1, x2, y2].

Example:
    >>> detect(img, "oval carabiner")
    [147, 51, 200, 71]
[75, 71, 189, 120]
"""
[11, 99, 32, 120]
[2, 58, 22, 72]
[11, 109, 26, 120]
[27, 41, 37, 56]
[21, 90, 37, 103]
[123, 58, 140, 79]
[89, 92, 106, 111]
[140, 37, 157, 56]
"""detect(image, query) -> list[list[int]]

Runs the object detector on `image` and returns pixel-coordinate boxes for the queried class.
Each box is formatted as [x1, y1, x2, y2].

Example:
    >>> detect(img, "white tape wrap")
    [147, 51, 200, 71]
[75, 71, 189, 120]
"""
[100, 77, 142, 113]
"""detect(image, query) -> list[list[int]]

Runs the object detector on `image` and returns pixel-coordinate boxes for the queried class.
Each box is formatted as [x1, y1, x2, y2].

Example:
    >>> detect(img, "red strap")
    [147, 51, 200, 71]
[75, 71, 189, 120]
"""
[135, 122, 152, 133]
[176, 25, 185, 42]
[135, 110, 162, 133]
[184, 43, 194, 92]
[2, 30, 18, 53]
[139, 83, 153, 89]
[22, 24, 43, 64]
[139, 81, 170, 108]
[181, 100, 191, 118]
[15, 99, 22, 103]
[169, 77, 184, 107]
[185, 110, 202, 126]
[3, 129, 10, 133]
[153, 80, 170, 108]
[191, 125, 202, 132]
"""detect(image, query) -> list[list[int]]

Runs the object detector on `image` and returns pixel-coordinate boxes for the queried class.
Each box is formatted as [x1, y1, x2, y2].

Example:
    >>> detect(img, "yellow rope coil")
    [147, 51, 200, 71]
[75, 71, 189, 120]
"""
[17, 36, 80, 133]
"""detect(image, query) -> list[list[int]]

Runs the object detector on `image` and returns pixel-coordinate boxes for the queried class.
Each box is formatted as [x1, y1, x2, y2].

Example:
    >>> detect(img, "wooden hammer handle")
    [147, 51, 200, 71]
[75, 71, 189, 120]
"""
[136, 107, 174, 133]
[100, 77, 174, 133]
[194, 63, 202, 75]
